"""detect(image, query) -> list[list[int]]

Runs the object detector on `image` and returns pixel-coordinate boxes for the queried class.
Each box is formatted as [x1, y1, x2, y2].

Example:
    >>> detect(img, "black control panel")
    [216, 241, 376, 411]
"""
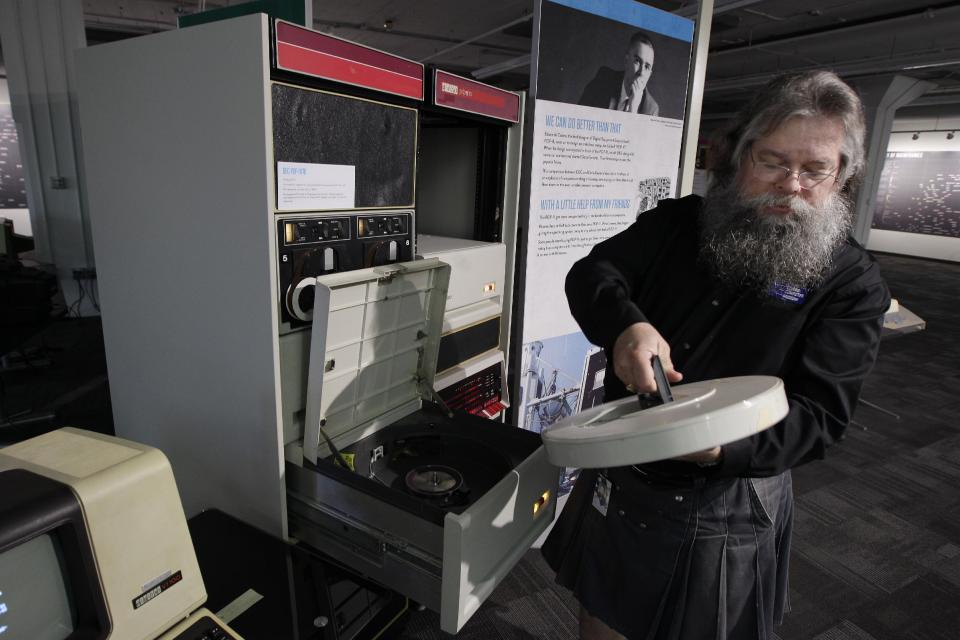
[277, 212, 414, 330]
[357, 214, 409, 237]
[282, 217, 350, 245]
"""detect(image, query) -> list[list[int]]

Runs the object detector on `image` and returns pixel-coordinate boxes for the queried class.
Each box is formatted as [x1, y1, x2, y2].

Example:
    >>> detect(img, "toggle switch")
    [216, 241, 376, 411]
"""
[323, 247, 335, 271]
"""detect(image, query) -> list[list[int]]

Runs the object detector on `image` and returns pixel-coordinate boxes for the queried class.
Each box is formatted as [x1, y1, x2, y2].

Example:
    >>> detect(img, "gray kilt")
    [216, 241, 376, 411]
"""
[541, 466, 793, 640]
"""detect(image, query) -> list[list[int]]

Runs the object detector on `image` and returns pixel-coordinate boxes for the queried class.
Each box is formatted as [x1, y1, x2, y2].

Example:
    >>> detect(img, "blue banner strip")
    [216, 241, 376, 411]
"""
[546, 0, 694, 42]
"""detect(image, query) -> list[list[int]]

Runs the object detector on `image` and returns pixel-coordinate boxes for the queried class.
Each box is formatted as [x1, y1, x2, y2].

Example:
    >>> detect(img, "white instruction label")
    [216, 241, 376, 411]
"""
[277, 162, 355, 210]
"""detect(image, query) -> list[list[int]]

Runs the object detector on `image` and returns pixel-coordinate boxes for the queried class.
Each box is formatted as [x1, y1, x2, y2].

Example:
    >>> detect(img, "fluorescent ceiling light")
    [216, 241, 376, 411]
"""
[903, 59, 960, 70]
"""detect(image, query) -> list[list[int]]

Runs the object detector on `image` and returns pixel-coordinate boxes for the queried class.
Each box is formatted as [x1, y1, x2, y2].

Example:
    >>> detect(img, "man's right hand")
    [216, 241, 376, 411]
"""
[612, 322, 682, 394]
[627, 72, 647, 100]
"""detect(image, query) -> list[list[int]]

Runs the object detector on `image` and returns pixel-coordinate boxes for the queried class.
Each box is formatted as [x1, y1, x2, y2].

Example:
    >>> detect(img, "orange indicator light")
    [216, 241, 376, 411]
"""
[533, 490, 550, 515]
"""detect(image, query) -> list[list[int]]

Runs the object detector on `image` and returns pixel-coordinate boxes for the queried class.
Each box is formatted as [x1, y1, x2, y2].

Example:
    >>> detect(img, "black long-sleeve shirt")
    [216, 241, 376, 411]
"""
[565, 195, 890, 478]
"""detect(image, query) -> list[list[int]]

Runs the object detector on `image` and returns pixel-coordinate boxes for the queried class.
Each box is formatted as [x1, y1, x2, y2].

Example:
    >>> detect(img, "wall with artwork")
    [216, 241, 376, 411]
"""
[868, 111, 960, 262]
[0, 76, 31, 236]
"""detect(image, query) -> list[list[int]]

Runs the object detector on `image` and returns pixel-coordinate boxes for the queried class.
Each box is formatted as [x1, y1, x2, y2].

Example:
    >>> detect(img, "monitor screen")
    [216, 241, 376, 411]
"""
[0, 468, 107, 640]
[0, 532, 75, 639]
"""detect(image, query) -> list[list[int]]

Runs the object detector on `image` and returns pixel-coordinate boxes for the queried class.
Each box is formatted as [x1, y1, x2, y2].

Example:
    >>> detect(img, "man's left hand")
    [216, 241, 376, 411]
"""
[674, 446, 722, 464]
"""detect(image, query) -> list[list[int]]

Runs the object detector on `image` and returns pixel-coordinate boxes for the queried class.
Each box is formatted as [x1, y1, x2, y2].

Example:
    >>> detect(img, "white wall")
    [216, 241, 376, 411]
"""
[867, 112, 960, 262]
[0, 1, 96, 314]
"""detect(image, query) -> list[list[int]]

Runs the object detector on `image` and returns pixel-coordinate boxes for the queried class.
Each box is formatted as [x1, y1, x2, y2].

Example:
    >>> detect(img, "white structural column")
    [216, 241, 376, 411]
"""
[678, 0, 714, 197]
[0, 0, 94, 314]
[850, 74, 935, 245]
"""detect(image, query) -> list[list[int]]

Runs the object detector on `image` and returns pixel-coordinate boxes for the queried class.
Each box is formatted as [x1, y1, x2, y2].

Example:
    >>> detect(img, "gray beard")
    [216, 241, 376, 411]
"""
[699, 181, 853, 293]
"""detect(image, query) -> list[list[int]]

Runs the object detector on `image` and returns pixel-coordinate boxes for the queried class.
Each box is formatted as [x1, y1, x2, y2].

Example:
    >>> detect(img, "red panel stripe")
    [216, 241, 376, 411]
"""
[433, 70, 520, 123]
[276, 22, 422, 82]
[277, 42, 423, 100]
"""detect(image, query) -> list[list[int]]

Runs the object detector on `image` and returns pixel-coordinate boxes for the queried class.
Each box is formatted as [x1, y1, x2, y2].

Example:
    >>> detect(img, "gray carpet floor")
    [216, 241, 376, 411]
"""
[396, 252, 960, 640]
[4, 252, 956, 639]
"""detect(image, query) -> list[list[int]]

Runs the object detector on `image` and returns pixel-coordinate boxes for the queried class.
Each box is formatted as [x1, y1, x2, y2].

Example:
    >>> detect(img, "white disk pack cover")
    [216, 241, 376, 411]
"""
[541, 376, 789, 468]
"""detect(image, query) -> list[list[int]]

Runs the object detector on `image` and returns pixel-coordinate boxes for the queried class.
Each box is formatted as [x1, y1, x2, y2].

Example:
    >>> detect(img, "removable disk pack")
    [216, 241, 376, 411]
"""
[540, 376, 789, 468]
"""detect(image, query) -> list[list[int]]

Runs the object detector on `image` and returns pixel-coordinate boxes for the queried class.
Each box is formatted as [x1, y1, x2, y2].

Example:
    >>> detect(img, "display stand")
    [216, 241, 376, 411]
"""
[882, 303, 926, 339]
[854, 302, 926, 428]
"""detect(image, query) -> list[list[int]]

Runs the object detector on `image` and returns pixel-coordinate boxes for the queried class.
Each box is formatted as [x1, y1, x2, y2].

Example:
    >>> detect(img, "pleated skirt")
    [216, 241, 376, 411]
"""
[542, 467, 793, 640]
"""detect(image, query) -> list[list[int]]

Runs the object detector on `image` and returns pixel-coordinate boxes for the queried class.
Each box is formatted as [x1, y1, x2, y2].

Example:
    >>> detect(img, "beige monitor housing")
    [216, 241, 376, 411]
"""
[0, 428, 211, 640]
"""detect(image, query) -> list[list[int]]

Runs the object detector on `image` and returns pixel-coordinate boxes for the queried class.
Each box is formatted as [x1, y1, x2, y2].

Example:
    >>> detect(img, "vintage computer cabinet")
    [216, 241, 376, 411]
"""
[77, 13, 545, 634]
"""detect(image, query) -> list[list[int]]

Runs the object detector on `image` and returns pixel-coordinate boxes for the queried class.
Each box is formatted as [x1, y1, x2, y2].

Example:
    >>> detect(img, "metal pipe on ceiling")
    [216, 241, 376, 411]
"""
[418, 13, 532, 64]
[472, 54, 531, 80]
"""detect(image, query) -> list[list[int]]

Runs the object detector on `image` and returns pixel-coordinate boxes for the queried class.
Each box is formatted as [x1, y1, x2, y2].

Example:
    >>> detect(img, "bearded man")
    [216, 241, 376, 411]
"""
[543, 71, 890, 640]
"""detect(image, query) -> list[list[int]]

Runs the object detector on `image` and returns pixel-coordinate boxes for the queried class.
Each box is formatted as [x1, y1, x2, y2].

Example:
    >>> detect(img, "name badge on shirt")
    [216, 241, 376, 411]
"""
[592, 473, 612, 516]
[768, 282, 807, 305]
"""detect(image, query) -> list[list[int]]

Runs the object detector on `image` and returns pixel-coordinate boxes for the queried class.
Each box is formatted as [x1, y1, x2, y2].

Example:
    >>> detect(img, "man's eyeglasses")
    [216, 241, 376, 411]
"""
[750, 152, 837, 190]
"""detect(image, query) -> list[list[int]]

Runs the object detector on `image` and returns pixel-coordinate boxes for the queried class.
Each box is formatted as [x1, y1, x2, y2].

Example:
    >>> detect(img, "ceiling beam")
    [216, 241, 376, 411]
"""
[910, 93, 960, 107]
[80, 0, 234, 32]
[706, 47, 960, 94]
[419, 14, 531, 63]
[711, 2, 960, 58]
[673, 0, 766, 19]
[311, 17, 528, 58]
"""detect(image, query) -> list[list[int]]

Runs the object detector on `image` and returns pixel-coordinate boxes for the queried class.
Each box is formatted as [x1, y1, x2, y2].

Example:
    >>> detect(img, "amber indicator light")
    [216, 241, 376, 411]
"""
[533, 490, 550, 515]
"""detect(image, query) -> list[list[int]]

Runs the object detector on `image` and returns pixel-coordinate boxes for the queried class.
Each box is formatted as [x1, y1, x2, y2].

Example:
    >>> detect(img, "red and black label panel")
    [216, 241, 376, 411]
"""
[275, 20, 424, 101]
[433, 70, 521, 123]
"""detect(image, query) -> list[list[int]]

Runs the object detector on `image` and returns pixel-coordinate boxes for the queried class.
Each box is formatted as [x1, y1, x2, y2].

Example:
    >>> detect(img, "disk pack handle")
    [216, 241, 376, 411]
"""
[638, 355, 674, 409]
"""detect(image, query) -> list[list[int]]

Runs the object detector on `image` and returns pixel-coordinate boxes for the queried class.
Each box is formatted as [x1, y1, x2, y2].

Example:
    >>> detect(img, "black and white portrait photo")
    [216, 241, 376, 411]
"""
[536, 1, 693, 121]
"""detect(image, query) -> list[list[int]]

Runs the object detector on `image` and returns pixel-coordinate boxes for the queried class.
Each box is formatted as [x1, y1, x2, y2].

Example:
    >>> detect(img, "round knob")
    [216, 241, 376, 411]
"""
[289, 277, 318, 322]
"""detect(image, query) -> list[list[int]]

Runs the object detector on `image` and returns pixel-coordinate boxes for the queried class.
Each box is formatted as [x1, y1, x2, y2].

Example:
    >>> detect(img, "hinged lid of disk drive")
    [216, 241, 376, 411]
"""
[541, 376, 789, 469]
[302, 259, 451, 464]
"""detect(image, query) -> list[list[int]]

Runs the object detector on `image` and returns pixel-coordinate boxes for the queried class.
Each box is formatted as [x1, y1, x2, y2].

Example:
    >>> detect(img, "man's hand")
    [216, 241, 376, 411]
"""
[614, 324, 720, 466]
[674, 446, 722, 464]
[627, 73, 647, 100]
[612, 322, 682, 394]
